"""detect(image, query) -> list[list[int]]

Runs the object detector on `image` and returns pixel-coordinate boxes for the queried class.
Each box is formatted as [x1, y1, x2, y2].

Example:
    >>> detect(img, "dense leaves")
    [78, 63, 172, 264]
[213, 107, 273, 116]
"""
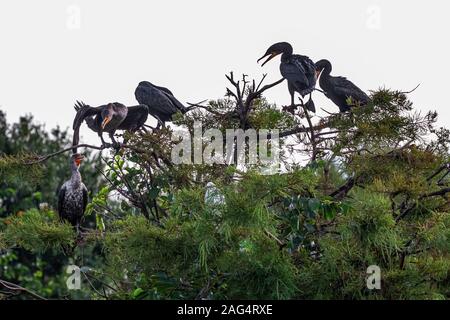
[0, 86, 449, 299]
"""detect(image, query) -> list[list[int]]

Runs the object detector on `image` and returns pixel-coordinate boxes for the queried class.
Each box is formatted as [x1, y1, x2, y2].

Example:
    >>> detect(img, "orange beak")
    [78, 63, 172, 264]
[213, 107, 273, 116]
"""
[101, 115, 112, 129]
[74, 154, 85, 166]
[257, 52, 281, 67]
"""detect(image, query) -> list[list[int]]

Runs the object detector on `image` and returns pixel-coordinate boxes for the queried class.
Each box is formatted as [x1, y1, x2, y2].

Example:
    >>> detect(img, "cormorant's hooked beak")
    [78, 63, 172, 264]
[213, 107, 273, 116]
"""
[101, 115, 112, 129]
[257, 52, 281, 67]
[74, 154, 85, 167]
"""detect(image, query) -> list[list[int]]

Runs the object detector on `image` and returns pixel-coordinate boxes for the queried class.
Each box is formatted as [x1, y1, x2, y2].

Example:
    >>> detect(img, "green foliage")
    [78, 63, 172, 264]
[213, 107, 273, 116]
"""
[0, 232, 6, 250]
[102, 171, 305, 299]
[1, 88, 449, 300]
[0, 109, 104, 299]
[3, 209, 75, 253]
[0, 111, 103, 216]
[0, 154, 44, 185]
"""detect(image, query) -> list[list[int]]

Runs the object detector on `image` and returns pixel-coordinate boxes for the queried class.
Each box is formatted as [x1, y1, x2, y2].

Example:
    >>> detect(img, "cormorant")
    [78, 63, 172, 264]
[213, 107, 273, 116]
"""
[75, 103, 149, 134]
[58, 153, 88, 231]
[258, 42, 317, 112]
[315, 59, 370, 113]
[135, 81, 187, 127]
[72, 101, 128, 149]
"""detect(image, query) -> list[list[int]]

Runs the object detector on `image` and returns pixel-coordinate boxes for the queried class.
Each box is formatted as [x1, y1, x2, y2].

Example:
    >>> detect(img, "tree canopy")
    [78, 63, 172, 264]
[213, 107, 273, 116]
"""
[0, 75, 449, 300]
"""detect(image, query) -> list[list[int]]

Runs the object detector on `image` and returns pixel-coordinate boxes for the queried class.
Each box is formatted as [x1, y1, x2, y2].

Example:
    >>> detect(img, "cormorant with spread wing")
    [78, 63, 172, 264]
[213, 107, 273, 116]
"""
[74, 102, 148, 135]
[58, 153, 88, 231]
[258, 42, 317, 112]
[135, 81, 187, 127]
[72, 102, 128, 151]
[315, 59, 370, 113]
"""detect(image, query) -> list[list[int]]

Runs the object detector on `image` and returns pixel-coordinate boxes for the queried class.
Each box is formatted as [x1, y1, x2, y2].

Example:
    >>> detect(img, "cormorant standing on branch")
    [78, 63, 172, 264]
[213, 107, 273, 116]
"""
[135, 81, 187, 127]
[58, 153, 88, 231]
[315, 59, 370, 113]
[258, 42, 317, 112]
[74, 103, 149, 135]
[72, 101, 128, 150]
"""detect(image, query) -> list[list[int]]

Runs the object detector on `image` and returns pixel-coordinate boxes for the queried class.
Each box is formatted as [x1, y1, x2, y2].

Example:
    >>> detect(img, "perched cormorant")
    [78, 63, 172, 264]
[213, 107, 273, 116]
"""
[72, 101, 128, 149]
[135, 81, 187, 127]
[315, 59, 370, 113]
[58, 153, 88, 230]
[258, 42, 317, 112]
[75, 103, 149, 134]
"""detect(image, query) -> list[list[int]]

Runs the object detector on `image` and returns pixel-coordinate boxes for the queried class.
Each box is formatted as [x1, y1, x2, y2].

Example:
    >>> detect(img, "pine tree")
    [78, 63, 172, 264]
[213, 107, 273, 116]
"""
[0, 76, 449, 300]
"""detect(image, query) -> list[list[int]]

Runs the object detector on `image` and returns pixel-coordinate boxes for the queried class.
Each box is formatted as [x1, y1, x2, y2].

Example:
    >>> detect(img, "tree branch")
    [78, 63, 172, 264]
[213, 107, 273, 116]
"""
[329, 177, 358, 200]
[24, 143, 107, 164]
[0, 279, 48, 300]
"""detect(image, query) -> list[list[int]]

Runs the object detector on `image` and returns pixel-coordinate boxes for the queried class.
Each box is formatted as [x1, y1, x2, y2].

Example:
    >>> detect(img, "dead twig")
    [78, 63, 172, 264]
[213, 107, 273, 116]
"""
[400, 84, 421, 95]
[0, 279, 48, 300]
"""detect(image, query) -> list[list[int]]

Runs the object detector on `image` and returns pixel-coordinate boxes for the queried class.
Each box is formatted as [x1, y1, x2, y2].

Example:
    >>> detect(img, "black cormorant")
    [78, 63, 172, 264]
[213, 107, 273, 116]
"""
[75, 103, 149, 134]
[315, 59, 370, 113]
[135, 81, 187, 126]
[258, 42, 317, 112]
[72, 101, 128, 149]
[58, 153, 88, 231]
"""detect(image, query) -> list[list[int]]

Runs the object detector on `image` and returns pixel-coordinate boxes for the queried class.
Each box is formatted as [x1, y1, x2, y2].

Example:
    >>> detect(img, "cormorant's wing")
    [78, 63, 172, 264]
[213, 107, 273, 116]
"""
[136, 82, 186, 113]
[159, 90, 187, 113]
[73, 102, 103, 130]
[72, 102, 103, 151]
[117, 105, 149, 131]
[331, 76, 370, 104]
[150, 83, 174, 96]
[280, 60, 310, 92]
[82, 184, 88, 214]
[300, 55, 318, 89]
[137, 81, 174, 96]
[57, 184, 66, 219]
[135, 84, 179, 115]
[84, 115, 101, 133]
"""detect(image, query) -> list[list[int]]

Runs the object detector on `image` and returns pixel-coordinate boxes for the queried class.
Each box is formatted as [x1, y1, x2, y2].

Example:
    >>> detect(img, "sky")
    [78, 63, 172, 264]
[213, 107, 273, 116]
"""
[0, 0, 449, 144]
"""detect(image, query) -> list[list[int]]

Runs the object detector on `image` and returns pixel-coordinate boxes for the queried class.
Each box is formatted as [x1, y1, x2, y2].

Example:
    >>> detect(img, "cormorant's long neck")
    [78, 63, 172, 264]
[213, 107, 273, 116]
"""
[281, 49, 293, 62]
[319, 63, 333, 88]
[322, 64, 332, 76]
[70, 167, 82, 188]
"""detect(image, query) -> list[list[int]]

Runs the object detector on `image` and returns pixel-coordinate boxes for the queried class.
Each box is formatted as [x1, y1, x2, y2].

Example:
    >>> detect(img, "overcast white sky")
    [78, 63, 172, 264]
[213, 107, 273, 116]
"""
[0, 0, 449, 144]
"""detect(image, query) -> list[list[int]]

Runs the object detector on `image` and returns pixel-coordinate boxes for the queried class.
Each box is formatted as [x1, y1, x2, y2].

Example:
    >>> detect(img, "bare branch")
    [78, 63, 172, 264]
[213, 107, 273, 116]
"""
[302, 105, 318, 161]
[186, 102, 229, 117]
[400, 84, 421, 95]
[23, 142, 161, 166]
[419, 187, 450, 199]
[246, 78, 285, 104]
[0, 279, 48, 300]
[24, 144, 107, 164]
[255, 74, 268, 92]
[427, 163, 450, 182]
